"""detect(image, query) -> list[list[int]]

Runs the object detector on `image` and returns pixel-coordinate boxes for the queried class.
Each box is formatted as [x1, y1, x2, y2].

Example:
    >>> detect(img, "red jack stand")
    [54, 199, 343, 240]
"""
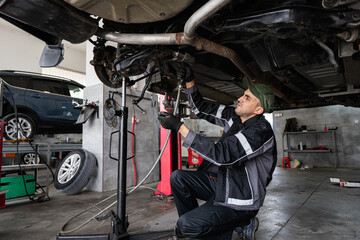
[156, 95, 182, 196]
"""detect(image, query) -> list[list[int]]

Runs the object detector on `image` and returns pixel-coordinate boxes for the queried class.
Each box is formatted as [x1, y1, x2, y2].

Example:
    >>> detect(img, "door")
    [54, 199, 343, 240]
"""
[24, 77, 79, 124]
[1, 74, 29, 112]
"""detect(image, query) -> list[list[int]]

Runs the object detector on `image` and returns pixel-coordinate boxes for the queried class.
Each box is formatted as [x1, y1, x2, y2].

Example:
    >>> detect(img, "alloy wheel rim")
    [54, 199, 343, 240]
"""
[5, 117, 32, 140]
[57, 154, 82, 184]
[23, 153, 40, 164]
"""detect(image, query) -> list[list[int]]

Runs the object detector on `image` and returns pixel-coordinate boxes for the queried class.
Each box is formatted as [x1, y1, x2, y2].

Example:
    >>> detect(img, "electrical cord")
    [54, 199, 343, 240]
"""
[2, 81, 54, 201]
[2, 82, 34, 201]
[35, 183, 50, 202]
[130, 94, 138, 187]
[105, 87, 154, 185]
[127, 83, 182, 195]
[132, 67, 155, 105]
[60, 184, 169, 234]
[131, 114, 137, 186]
[59, 82, 183, 234]
[25, 141, 55, 185]
[104, 94, 118, 128]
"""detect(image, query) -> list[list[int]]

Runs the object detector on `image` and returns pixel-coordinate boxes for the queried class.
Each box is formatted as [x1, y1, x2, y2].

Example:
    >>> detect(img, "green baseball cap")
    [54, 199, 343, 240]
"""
[243, 79, 275, 113]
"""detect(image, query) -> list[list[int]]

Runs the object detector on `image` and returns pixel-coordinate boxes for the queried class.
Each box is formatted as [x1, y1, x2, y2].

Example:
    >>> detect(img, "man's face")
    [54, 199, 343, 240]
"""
[235, 89, 263, 119]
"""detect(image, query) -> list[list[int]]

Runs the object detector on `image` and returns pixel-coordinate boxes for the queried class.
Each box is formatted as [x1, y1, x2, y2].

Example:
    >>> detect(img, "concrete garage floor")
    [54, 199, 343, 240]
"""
[1, 167, 360, 240]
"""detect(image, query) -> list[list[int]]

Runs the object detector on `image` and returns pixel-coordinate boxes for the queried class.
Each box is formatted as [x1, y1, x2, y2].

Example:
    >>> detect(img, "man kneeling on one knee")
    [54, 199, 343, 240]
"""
[158, 62, 277, 240]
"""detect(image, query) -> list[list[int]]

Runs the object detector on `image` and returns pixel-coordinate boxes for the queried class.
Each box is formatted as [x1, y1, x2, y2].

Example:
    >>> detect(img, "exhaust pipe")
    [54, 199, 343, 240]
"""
[95, 0, 256, 81]
[184, 0, 232, 40]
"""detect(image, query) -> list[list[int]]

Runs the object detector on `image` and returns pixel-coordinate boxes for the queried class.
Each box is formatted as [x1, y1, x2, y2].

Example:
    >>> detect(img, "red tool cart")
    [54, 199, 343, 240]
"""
[187, 149, 203, 168]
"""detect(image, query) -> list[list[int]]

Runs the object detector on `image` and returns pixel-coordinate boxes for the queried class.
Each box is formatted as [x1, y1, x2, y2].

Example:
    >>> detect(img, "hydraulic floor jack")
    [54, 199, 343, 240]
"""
[57, 76, 175, 240]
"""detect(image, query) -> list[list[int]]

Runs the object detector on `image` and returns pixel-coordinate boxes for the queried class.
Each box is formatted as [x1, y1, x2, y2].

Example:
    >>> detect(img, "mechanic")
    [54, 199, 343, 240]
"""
[158, 62, 277, 240]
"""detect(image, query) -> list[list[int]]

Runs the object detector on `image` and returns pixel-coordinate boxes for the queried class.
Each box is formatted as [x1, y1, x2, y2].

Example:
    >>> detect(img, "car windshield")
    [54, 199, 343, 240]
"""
[67, 84, 83, 99]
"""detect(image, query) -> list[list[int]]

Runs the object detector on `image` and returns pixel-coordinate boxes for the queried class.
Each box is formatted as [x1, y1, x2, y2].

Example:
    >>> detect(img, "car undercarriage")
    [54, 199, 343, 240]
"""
[1, 0, 360, 110]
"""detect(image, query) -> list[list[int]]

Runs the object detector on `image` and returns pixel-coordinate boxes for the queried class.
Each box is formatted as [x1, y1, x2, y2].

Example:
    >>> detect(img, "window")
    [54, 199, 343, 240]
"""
[67, 84, 84, 99]
[0, 75, 29, 89]
[30, 78, 65, 95]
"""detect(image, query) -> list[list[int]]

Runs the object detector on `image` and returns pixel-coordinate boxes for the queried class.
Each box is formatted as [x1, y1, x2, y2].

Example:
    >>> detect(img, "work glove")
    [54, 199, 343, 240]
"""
[158, 111, 183, 131]
[161, 61, 194, 83]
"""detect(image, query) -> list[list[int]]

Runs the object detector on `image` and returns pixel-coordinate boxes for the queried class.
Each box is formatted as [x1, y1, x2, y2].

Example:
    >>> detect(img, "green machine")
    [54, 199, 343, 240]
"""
[0, 175, 35, 199]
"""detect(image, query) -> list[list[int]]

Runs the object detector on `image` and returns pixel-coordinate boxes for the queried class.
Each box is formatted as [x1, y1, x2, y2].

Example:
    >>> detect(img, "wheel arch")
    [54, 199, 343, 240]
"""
[4, 106, 40, 131]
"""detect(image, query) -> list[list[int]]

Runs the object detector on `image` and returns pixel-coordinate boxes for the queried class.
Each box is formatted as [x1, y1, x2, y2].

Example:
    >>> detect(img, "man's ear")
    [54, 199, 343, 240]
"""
[255, 106, 264, 115]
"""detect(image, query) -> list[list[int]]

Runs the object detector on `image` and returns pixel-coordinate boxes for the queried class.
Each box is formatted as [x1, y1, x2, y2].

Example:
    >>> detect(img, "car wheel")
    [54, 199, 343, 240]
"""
[3, 113, 36, 140]
[54, 149, 97, 195]
[22, 153, 40, 164]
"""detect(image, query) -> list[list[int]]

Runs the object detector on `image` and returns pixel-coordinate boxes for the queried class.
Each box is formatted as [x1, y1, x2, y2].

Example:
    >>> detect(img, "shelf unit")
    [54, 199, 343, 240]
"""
[1, 142, 82, 202]
[1, 164, 49, 201]
[282, 130, 338, 167]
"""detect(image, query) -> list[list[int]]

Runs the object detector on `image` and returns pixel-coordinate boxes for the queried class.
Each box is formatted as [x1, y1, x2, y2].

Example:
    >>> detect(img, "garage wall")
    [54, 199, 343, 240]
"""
[84, 41, 161, 192]
[273, 105, 360, 168]
[1, 19, 162, 192]
[0, 19, 86, 74]
[83, 83, 160, 192]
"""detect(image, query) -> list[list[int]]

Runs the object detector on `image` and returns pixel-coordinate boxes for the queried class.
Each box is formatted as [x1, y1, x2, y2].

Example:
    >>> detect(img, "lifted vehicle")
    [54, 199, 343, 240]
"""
[0, 0, 360, 110]
[0, 71, 84, 140]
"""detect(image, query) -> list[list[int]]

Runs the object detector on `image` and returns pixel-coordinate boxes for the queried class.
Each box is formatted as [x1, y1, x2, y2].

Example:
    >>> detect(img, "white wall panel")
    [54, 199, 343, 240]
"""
[0, 19, 86, 76]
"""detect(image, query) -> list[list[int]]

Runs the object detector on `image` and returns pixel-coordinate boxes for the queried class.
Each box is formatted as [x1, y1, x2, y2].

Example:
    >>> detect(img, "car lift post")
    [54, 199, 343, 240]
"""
[57, 76, 174, 240]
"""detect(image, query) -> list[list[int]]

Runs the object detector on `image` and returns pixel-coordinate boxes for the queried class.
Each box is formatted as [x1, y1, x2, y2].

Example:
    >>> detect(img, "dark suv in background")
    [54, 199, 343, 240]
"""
[0, 71, 84, 140]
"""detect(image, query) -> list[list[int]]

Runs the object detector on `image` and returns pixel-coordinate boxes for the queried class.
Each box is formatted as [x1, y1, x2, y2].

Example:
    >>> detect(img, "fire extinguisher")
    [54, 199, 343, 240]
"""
[282, 157, 291, 168]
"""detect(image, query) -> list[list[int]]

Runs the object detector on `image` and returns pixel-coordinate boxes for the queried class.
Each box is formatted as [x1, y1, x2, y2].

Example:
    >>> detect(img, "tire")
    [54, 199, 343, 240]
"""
[3, 113, 36, 140]
[22, 153, 40, 164]
[54, 149, 97, 195]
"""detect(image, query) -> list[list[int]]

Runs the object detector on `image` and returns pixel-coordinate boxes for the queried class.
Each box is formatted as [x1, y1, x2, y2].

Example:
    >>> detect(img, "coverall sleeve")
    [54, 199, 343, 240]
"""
[183, 120, 274, 167]
[184, 84, 236, 128]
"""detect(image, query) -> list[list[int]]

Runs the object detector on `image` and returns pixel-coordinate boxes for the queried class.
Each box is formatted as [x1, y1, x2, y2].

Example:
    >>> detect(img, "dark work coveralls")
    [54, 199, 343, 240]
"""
[171, 85, 277, 239]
